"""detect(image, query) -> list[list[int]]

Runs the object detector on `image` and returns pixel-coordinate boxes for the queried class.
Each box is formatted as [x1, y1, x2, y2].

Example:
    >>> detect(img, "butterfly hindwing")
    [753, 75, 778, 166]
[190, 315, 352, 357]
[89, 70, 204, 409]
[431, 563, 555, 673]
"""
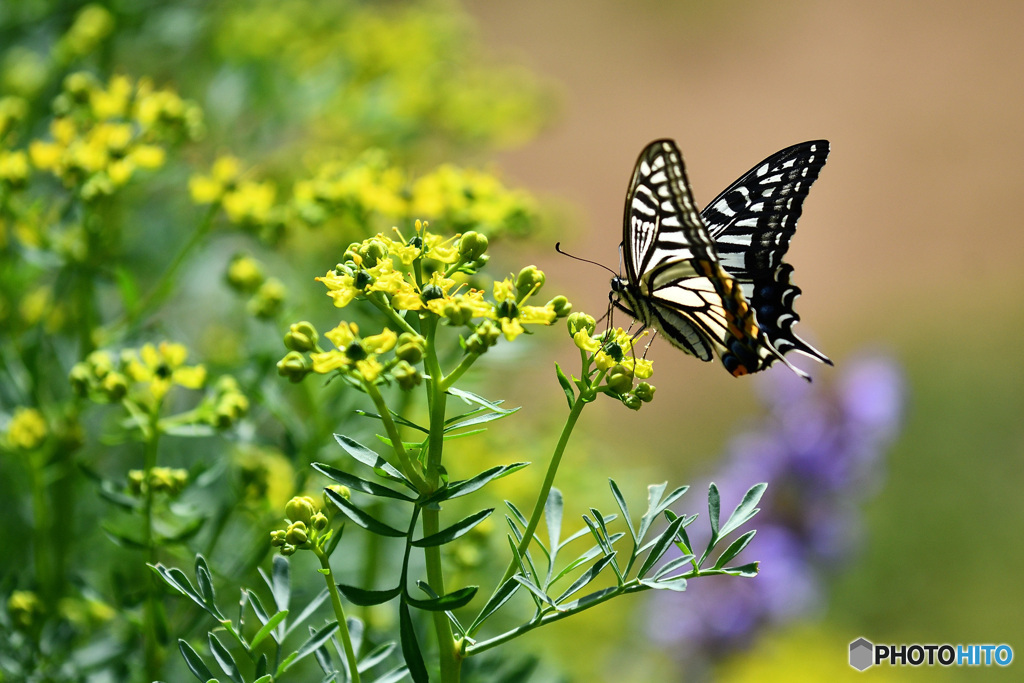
[701, 141, 831, 366]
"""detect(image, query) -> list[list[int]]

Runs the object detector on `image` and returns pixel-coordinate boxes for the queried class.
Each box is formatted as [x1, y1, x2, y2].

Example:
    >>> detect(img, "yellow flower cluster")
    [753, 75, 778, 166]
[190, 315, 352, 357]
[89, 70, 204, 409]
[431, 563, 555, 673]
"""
[190, 156, 279, 224]
[567, 313, 656, 409]
[410, 165, 538, 236]
[70, 342, 206, 406]
[27, 74, 201, 200]
[5, 407, 48, 451]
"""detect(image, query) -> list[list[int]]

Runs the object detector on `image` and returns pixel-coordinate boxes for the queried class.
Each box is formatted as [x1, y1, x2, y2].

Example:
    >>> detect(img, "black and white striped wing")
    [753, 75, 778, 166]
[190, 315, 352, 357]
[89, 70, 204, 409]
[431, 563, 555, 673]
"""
[701, 141, 831, 366]
[622, 140, 767, 375]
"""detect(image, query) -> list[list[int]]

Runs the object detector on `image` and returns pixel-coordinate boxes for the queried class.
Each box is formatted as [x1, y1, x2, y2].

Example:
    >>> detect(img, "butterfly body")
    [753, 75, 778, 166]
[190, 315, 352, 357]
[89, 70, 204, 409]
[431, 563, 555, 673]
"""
[611, 139, 831, 380]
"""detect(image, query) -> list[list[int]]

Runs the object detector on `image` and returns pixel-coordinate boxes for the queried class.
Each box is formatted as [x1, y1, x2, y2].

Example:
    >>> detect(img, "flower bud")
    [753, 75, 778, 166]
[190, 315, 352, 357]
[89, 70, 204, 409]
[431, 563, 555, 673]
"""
[606, 364, 634, 394]
[270, 529, 287, 546]
[69, 362, 92, 396]
[100, 372, 128, 401]
[392, 360, 421, 391]
[277, 351, 312, 383]
[226, 254, 265, 293]
[546, 295, 572, 319]
[312, 511, 329, 531]
[247, 278, 286, 320]
[442, 301, 473, 326]
[515, 265, 545, 295]
[324, 485, 351, 512]
[465, 319, 500, 354]
[396, 332, 425, 363]
[634, 382, 656, 403]
[567, 312, 596, 337]
[420, 284, 444, 302]
[358, 238, 387, 267]
[458, 231, 488, 261]
[285, 521, 308, 546]
[622, 394, 643, 411]
[285, 496, 317, 525]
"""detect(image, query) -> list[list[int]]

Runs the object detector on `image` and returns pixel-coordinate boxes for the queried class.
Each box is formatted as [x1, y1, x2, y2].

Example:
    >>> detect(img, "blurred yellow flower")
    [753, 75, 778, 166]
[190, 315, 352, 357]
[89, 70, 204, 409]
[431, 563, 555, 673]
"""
[7, 407, 48, 450]
[124, 342, 206, 402]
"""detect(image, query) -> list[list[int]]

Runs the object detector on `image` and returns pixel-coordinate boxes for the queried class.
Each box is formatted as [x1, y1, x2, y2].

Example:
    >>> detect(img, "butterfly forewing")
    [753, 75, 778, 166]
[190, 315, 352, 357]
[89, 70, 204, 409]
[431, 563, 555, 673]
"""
[700, 141, 831, 366]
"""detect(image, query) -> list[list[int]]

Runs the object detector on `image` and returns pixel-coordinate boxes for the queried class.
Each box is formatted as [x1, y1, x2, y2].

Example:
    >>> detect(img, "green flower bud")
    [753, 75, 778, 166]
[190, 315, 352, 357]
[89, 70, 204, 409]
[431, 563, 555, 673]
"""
[69, 362, 92, 396]
[280, 544, 297, 556]
[128, 469, 145, 495]
[395, 332, 425, 363]
[421, 284, 444, 302]
[465, 319, 500, 354]
[285, 522, 307, 546]
[622, 394, 643, 411]
[270, 529, 287, 547]
[515, 265, 545, 295]
[358, 238, 387, 267]
[324, 485, 351, 512]
[285, 495, 316, 525]
[277, 351, 312, 383]
[634, 382, 656, 403]
[392, 360, 421, 391]
[312, 511, 329, 531]
[546, 295, 572, 319]
[458, 231, 489, 261]
[606, 364, 634, 394]
[567, 311, 596, 336]
[442, 301, 474, 326]
[226, 254, 265, 293]
[247, 278, 286, 320]
[284, 321, 318, 352]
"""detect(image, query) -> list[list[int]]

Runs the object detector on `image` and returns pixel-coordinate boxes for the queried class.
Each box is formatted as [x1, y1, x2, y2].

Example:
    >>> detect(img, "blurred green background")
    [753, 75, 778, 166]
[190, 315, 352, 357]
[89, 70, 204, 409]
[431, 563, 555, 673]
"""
[1, 0, 1021, 680]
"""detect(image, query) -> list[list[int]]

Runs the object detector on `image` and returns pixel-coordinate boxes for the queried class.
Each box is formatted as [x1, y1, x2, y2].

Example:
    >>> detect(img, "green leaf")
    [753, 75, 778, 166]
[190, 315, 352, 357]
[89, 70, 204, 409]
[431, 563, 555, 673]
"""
[312, 462, 415, 501]
[151, 564, 224, 620]
[439, 428, 487, 441]
[399, 601, 428, 683]
[254, 675, 272, 683]
[208, 634, 243, 683]
[636, 513, 689, 579]
[263, 555, 290, 613]
[608, 479, 635, 544]
[412, 509, 494, 547]
[708, 482, 721, 539]
[357, 642, 397, 673]
[703, 562, 759, 577]
[558, 586, 617, 611]
[505, 501, 529, 528]
[653, 555, 695, 580]
[557, 513, 618, 551]
[195, 555, 216, 607]
[405, 585, 478, 611]
[277, 621, 339, 676]
[553, 553, 617, 605]
[102, 525, 146, 549]
[637, 482, 667, 542]
[640, 576, 689, 591]
[714, 530, 756, 570]
[178, 639, 215, 682]
[512, 575, 559, 610]
[420, 463, 529, 505]
[446, 387, 516, 414]
[444, 407, 520, 432]
[333, 434, 415, 491]
[325, 488, 406, 537]
[356, 408, 429, 434]
[157, 517, 207, 545]
[467, 578, 519, 635]
[544, 488, 564, 562]
[718, 483, 767, 539]
[246, 590, 270, 626]
[555, 362, 575, 408]
[336, 584, 402, 607]
[372, 666, 411, 683]
[114, 266, 140, 312]
[250, 611, 288, 650]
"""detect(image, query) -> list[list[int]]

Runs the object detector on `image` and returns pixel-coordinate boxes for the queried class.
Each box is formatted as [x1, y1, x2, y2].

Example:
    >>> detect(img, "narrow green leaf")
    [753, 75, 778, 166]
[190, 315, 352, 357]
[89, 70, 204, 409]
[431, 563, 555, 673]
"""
[412, 508, 493, 547]
[336, 584, 402, 607]
[399, 602, 429, 683]
[653, 555, 695, 580]
[208, 634, 243, 683]
[325, 488, 406, 537]
[636, 482, 668, 542]
[246, 590, 270, 626]
[250, 611, 288, 650]
[277, 621, 339, 675]
[446, 386, 515, 414]
[195, 555, 216, 606]
[467, 578, 519, 635]
[333, 434, 415, 490]
[439, 428, 487, 441]
[405, 585, 478, 612]
[151, 564, 224, 620]
[708, 482, 721, 539]
[357, 642, 397, 673]
[637, 513, 689, 579]
[373, 666, 411, 683]
[178, 639, 215, 682]
[444, 407, 520, 432]
[420, 463, 529, 505]
[254, 673, 271, 683]
[554, 362, 575, 408]
[703, 562, 760, 577]
[102, 525, 147, 549]
[356, 408, 429, 434]
[719, 483, 767, 539]
[558, 586, 618, 611]
[553, 553, 616, 605]
[714, 530, 756, 570]
[557, 513, 618, 551]
[312, 463, 415, 501]
[512, 575, 559, 610]
[640, 576, 689, 591]
[114, 266, 140, 311]
[158, 517, 207, 545]
[608, 479, 635, 544]
[266, 555, 290, 612]
[544, 488, 563, 560]
[505, 501, 528, 528]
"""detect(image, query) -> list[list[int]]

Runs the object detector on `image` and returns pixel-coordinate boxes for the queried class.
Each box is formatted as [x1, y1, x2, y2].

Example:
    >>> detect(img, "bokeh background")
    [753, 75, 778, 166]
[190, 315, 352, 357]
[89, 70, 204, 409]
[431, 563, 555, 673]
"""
[464, 0, 1024, 679]
[1, 0, 1021, 681]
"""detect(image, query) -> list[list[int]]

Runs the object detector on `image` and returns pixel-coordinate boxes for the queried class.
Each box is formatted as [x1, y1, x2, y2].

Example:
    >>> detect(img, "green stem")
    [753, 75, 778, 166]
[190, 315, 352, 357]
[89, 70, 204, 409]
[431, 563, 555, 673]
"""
[316, 548, 361, 683]
[28, 449, 55, 609]
[421, 316, 460, 682]
[438, 351, 480, 393]
[363, 379, 427, 491]
[367, 293, 419, 337]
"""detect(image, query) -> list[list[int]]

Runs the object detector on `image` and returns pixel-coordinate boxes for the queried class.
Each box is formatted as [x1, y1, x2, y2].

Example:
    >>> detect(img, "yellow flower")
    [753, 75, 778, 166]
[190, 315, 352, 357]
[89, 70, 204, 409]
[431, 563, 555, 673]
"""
[7, 407, 47, 450]
[500, 317, 525, 341]
[324, 321, 358, 349]
[519, 304, 556, 325]
[391, 285, 423, 310]
[0, 150, 29, 184]
[124, 342, 206, 401]
[223, 180, 276, 224]
[189, 155, 241, 204]
[89, 74, 132, 119]
[317, 269, 359, 308]
[355, 357, 384, 382]
[310, 349, 349, 374]
[493, 277, 515, 303]
[573, 330, 601, 352]
[363, 328, 397, 353]
[28, 140, 63, 171]
[129, 144, 165, 169]
[423, 232, 459, 264]
[365, 258, 405, 295]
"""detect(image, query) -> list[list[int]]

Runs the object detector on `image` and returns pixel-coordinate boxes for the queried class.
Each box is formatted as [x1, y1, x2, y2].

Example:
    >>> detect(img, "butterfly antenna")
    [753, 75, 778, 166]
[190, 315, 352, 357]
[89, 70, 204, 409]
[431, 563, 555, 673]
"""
[555, 242, 618, 276]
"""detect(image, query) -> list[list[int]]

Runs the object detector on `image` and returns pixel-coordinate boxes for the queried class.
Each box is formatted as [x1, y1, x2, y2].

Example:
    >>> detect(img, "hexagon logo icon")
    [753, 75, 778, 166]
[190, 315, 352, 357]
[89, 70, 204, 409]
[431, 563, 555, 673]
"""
[849, 637, 874, 671]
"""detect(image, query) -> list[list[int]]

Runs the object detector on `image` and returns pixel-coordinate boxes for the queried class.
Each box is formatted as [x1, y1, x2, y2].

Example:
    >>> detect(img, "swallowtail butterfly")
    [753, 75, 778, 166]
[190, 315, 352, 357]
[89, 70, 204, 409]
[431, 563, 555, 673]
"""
[610, 139, 831, 380]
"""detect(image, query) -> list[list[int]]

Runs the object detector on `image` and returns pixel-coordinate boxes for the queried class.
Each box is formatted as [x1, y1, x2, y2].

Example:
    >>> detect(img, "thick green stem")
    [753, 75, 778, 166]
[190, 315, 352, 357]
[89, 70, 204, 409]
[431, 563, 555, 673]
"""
[363, 379, 427, 491]
[141, 408, 162, 681]
[316, 549, 361, 683]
